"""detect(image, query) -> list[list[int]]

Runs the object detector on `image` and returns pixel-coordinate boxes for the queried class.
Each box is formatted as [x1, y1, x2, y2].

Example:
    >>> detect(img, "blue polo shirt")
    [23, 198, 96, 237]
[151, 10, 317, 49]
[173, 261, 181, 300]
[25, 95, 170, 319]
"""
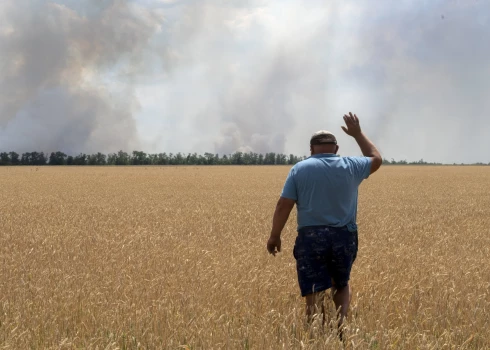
[281, 154, 372, 231]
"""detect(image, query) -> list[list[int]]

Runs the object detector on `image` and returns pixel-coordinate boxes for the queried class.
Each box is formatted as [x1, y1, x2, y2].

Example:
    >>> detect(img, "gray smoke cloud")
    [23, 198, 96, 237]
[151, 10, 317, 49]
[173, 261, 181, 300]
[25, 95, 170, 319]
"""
[140, 0, 337, 156]
[0, 0, 162, 154]
[337, 0, 490, 163]
[2, 0, 490, 163]
[142, 0, 490, 163]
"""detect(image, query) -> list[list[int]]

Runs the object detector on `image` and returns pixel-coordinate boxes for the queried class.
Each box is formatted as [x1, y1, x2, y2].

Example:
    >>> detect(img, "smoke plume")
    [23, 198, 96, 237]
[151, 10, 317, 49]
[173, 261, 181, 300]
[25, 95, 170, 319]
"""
[2, 0, 490, 163]
[0, 0, 162, 154]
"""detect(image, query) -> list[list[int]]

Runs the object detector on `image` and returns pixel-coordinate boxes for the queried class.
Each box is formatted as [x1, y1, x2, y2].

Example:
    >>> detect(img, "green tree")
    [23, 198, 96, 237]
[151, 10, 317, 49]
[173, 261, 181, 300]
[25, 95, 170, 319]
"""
[221, 154, 230, 165]
[107, 153, 117, 165]
[288, 154, 301, 165]
[94, 152, 107, 165]
[114, 151, 130, 165]
[49, 152, 67, 165]
[21, 152, 30, 165]
[204, 152, 215, 165]
[156, 153, 169, 165]
[73, 153, 87, 165]
[87, 154, 97, 165]
[21, 152, 47, 165]
[0, 152, 10, 165]
[9, 152, 20, 165]
[148, 154, 158, 165]
[174, 153, 184, 165]
[231, 152, 243, 165]
[187, 153, 198, 165]
[131, 151, 148, 165]
[276, 154, 287, 165]
[168, 153, 174, 165]
[242, 152, 252, 165]
[264, 152, 276, 165]
[258, 154, 264, 165]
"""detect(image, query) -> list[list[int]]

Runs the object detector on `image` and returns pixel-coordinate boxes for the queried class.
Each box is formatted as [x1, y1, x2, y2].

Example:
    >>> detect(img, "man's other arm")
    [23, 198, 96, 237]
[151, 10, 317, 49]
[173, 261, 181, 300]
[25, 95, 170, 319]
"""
[271, 197, 296, 237]
[267, 197, 295, 256]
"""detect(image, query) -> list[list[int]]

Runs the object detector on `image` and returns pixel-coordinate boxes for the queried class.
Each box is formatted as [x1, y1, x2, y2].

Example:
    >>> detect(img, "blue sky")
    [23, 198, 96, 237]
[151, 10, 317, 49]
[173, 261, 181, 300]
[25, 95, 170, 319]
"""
[1, 0, 489, 163]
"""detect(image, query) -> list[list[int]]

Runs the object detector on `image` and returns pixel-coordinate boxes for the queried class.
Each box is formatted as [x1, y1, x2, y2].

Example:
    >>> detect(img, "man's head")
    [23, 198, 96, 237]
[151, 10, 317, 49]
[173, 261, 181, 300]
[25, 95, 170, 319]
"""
[310, 130, 339, 155]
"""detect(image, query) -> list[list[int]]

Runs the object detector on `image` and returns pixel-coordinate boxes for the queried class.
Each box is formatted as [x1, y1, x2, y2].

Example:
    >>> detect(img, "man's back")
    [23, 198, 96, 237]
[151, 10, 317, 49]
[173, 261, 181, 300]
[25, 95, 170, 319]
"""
[281, 154, 372, 230]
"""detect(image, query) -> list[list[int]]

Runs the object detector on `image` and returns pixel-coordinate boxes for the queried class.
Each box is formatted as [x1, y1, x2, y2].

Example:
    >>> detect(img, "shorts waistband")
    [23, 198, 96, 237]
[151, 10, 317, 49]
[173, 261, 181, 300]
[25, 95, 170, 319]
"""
[298, 224, 357, 235]
[298, 225, 346, 234]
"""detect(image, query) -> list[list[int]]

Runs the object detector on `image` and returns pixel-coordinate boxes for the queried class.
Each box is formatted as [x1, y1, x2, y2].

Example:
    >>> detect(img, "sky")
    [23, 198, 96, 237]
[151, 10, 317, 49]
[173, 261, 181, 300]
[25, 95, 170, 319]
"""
[0, 0, 489, 163]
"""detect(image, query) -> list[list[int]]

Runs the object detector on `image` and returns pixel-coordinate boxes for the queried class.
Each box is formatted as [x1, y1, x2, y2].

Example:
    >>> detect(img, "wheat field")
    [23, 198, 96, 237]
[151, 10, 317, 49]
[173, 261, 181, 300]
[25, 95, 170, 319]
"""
[0, 166, 489, 349]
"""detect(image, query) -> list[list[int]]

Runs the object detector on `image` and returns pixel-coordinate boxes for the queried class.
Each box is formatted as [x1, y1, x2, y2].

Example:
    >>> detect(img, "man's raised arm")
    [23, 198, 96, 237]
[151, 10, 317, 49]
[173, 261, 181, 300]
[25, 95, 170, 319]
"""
[341, 112, 382, 174]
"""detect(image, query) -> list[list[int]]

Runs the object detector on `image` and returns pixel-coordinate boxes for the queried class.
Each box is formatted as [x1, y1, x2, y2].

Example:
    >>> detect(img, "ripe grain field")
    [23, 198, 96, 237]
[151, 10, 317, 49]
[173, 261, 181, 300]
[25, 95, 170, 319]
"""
[0, 166, 489, 349]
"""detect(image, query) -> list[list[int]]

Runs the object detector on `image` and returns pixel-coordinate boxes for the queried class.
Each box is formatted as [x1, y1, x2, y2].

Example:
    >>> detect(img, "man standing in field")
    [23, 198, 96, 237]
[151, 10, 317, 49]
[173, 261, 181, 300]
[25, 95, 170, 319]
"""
[267, 112, 382, 335]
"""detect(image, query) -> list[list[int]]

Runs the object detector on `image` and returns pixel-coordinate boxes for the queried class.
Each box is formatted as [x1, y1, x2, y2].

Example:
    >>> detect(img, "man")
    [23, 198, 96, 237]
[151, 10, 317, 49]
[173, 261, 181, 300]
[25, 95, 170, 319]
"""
[266, 112, 382, 334]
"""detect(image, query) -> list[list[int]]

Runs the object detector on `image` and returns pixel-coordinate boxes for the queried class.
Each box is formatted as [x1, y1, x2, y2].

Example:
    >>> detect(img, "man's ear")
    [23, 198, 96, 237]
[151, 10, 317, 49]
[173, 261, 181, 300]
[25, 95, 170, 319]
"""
[310, 145, 313, 154]
[335, 145, 339, 154]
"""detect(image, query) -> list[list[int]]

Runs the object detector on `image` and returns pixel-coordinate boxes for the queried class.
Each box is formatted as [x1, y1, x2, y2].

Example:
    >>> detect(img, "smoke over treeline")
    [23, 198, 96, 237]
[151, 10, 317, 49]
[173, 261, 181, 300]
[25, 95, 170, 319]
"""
[1, 0, 490, 163]
[147, 0, 490, 163]
[0, 0, 162, 154]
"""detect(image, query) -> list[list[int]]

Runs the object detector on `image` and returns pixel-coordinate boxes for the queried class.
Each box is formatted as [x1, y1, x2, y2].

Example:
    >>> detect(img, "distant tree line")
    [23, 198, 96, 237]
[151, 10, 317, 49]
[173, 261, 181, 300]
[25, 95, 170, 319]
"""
[0, 151, 488, 166]
[0, 151, 306, 166]
[382, 158, 490, 166]
[382, 158, 442, 165]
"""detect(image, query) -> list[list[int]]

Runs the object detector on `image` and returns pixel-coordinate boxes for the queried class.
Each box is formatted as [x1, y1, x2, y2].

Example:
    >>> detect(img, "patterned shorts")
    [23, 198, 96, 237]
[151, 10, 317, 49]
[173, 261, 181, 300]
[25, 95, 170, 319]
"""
[293, 226, 358, 297]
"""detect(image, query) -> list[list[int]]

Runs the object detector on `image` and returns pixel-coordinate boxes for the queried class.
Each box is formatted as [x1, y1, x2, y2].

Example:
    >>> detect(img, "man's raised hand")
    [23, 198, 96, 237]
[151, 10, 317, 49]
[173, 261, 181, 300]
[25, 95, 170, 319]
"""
[341, 112, 362, 137]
